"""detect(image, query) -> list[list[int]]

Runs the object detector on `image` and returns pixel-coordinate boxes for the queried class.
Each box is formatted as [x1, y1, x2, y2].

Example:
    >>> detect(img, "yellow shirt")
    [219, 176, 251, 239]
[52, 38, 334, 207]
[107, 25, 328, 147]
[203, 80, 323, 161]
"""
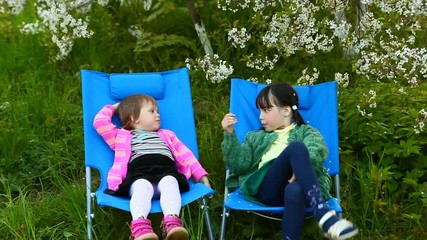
[258, 123, 296, 168]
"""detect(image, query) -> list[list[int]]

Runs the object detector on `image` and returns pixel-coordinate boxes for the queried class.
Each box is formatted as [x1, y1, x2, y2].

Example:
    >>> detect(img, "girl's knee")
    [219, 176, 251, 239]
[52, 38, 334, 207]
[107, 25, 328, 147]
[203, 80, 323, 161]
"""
[287, 141, 308, 152]
[130, 179, 154, 195]
[159, 175, 178, 185]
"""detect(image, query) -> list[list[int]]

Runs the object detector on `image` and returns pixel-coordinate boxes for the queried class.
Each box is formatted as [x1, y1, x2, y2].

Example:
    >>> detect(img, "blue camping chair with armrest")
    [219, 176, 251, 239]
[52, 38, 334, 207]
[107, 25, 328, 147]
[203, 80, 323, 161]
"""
[81, 67, 215, 240]
[219, 79, 342, 240]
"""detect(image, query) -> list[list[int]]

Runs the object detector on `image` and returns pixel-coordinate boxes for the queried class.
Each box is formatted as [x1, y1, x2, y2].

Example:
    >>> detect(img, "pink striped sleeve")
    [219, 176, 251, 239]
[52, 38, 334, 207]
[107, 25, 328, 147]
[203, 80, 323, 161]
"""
[166, 130, 208, 181]
[93, 105, 119, 150]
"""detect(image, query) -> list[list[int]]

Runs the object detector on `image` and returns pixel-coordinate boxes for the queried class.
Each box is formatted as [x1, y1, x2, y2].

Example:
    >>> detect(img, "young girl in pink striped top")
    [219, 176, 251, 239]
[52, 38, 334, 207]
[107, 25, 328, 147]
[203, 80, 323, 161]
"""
[94, 94, 210, 240]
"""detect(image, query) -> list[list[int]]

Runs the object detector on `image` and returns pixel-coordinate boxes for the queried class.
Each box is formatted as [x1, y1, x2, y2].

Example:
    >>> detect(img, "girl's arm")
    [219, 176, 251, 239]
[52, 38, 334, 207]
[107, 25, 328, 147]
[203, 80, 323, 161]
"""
[93, 104, 120, 151]
[221, 132, 255, 176]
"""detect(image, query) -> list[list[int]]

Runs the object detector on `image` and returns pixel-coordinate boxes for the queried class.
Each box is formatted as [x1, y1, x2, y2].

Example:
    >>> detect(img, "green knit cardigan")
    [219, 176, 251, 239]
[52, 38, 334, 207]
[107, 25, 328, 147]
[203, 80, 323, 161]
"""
[221, 124, 332, 203]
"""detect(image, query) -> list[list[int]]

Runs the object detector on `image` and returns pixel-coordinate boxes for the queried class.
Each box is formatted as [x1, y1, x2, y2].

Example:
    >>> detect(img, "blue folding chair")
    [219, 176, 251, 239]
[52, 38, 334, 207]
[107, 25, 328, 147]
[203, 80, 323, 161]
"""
[219, 79, 342, 239]
[81, 67, 215, 240]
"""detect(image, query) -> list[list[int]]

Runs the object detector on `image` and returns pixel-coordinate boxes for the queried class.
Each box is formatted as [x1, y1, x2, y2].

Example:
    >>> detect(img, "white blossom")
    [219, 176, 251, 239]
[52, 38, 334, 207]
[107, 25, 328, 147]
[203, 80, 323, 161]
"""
[19, 0, 94, 61]
[128, 25, 143, 39]
[0, 0, 26, 14]
[192, 54, 234, 83]
[297, 68, 319, 85]
[228, 27, 251, 49]
[335, 72, 349, 88]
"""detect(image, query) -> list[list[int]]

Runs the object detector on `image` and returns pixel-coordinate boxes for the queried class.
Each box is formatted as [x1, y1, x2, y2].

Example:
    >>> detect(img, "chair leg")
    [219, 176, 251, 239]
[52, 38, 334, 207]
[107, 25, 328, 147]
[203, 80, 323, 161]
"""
[334, 174, 343, 218]
[220, 170, 231, 240]
[202, 197, 214, 240]
[86, 167, 94, 240]
[219, 206, 229, 240]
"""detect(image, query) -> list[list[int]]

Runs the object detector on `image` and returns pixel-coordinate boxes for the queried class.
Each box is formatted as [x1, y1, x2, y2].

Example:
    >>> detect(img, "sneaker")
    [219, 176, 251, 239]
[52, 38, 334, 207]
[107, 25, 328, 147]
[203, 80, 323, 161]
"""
[131, 218, 159, 240]
[160, 216, 189, 240]
[318, 211, 358, 240]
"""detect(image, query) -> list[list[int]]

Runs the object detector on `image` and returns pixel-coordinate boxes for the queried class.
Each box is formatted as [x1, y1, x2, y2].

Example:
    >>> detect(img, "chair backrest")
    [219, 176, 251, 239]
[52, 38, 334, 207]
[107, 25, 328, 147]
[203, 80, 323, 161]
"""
[229, 79, 339, 175]
[81, 67, 198, 191]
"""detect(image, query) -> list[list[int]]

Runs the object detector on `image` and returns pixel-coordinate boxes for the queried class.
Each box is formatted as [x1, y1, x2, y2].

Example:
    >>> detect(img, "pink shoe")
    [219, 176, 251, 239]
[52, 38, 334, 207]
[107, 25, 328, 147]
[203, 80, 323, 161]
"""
[161, 216, 189, 240]
[131, 218, 158, 240]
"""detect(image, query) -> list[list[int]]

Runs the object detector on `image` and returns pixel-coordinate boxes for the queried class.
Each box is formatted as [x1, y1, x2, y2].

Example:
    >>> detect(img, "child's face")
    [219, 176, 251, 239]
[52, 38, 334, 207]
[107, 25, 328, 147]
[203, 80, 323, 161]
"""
[259, 105, 288, 131]
[133, 101, 160, 131]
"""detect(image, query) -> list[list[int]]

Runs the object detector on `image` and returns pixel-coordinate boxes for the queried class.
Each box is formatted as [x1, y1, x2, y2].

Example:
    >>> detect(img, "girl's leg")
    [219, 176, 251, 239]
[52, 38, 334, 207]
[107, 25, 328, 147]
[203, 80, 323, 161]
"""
[129, 179, 154, 220]
[259, 142, 357, 239]
[257, 142, 308, 239]
[158, 175, 189, 239]
[282, 182, 306, 240]
[257, 141, 317, 206]
[158, 175, 181, 216]
[257, 142, 329, 239]
[259, 142, 323, 208]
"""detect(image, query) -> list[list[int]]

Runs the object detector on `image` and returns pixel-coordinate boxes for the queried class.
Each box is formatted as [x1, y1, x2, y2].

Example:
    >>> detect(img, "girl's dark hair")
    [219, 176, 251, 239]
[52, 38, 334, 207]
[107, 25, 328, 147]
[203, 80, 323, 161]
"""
[255, 83, 306, 126]
[116, 94, 157, 130]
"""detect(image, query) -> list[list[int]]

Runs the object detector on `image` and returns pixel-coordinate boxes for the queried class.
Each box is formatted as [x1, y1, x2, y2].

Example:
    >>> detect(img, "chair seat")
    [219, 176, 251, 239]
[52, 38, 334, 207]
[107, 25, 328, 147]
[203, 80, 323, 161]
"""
[224, 188, 342, 215]
[96, 181, 215, 212]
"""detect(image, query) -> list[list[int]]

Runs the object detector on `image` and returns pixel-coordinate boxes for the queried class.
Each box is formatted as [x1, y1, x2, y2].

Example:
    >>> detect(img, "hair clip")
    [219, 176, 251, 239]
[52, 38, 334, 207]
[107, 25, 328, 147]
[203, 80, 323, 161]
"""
[292, 105, 298, 110]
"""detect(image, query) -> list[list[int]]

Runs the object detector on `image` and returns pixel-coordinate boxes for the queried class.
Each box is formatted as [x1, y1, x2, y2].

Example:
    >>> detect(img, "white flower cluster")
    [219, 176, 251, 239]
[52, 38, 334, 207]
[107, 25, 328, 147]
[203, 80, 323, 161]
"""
[246, 54, 278, 71]
[414, 109, 427, 134]
[118, 0, 151, 10]
[189, 54, 234, 83]
[217, 0, 277, 12]
[128, 25, 143, 39]
[363, 89, 377, 108]
[297, 68, 319, 86]
[69, 0, 93, 14]
[261, 1, 335, 56]
[322, 0, 346, 14]
[97, 0, 109, 7]
[228, 27, 251, 49]
[357, 105, 368, 117]
[326, 19, 351, 40]
[349, 3, 427, 86]
[0, 0, 26, 14]
[20, 0, 94, 61]
[334, 72, 349, 88]
[247, 77, 259, 83]
[143, 0, 152, 11]
[355, 45, 427, 86]
[246, 77, 272, 84]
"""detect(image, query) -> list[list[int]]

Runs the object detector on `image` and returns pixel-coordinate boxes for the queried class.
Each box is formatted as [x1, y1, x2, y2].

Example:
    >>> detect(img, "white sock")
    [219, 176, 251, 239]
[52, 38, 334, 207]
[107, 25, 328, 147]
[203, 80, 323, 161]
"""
[158, 175, 182, 216]
[129, 179, 154, 220]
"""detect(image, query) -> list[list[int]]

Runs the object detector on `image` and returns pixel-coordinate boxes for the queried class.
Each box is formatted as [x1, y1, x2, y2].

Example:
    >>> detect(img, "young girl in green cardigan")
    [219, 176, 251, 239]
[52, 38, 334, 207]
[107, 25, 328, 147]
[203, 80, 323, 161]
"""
[221, 83, 357, 240]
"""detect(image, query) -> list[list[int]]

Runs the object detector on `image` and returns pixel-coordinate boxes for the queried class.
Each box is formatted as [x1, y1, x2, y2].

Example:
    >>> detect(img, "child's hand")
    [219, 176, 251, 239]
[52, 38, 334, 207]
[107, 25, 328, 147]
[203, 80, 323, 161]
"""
[199, 176, 213, 198]
[112, 102, 120, 110]
[288, 173, 296, 183]
[199, 176, 211, 188]
[221, 113, 237, 133]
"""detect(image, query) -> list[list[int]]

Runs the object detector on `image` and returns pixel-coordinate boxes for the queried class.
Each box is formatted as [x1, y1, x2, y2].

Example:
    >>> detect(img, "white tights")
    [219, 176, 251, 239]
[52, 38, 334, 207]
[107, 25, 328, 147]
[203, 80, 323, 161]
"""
[129, 175, 182, 220]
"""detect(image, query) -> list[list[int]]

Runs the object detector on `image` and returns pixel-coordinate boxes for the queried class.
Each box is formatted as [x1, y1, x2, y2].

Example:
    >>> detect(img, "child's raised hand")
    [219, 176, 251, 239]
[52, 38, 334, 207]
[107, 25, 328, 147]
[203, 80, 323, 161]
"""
[221, 113, 237, 133]
[288, 173, 296, 183]
[112, 102, 120, 109]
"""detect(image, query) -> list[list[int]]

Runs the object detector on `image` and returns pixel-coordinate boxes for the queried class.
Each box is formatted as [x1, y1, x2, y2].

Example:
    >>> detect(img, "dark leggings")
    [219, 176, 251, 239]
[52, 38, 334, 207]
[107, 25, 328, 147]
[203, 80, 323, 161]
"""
[257, 142, 322, 240]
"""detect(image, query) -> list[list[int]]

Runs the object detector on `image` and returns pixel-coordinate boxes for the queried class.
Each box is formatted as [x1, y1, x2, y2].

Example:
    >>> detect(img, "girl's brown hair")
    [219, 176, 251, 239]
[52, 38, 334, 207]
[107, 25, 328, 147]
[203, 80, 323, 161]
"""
[116, 94, 157, 130]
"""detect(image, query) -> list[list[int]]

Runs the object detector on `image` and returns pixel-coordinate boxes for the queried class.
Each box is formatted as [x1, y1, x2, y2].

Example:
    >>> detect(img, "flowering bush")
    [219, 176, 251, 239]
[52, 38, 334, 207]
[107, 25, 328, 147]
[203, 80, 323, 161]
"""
[16, 0, 94, 60]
